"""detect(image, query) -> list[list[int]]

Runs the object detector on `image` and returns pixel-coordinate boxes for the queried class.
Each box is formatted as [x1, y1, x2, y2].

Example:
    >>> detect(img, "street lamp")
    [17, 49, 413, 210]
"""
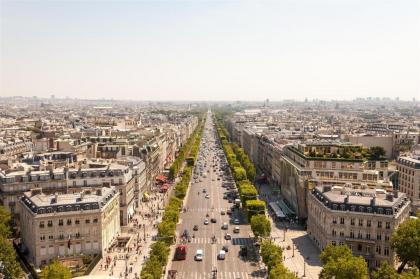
[292, 244, 295, 257]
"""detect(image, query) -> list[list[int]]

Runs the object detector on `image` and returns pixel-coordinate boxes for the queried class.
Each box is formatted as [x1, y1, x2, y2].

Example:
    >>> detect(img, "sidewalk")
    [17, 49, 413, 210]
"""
[257, 183, 322, 279]
[90, 189, 170, 279]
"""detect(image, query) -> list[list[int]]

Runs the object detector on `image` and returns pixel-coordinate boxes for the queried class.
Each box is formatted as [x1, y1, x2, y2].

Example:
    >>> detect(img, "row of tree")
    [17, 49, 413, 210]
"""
[168, 118, 204, 180]
[141, 118, 205, 279]
[214, 116, 272, 241]
[260, 240, 298, 279]
[141, 196, 182, 279]
[0, 206, 23, 279]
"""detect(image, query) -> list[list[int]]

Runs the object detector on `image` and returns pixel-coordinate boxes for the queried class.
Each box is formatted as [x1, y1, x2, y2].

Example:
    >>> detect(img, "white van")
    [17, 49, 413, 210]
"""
[195, 249, 203, 261]
[218, 250, 226, 260]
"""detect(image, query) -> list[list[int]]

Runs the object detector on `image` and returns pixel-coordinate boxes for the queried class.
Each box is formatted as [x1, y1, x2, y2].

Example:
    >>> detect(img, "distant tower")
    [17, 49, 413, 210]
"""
[50, 94, 55, 99]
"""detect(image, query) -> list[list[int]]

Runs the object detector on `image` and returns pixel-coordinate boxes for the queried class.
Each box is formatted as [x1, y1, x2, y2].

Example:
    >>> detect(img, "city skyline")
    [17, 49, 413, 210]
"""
[1, 0, 419, 101]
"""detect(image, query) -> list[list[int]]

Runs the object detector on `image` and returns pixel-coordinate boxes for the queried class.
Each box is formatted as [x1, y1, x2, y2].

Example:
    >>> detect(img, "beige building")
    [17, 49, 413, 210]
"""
[278, 141, 393, 219]
[18, 186, 120, 267]
[1, 161, 138, 226]
[307, 185, 410, 269]
[396, 155, 420, 212]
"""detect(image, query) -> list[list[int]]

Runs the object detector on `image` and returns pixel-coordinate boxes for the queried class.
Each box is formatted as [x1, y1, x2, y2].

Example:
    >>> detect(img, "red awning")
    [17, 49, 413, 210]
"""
[161, 184, 169, 190]
[156, 175, 167, 182]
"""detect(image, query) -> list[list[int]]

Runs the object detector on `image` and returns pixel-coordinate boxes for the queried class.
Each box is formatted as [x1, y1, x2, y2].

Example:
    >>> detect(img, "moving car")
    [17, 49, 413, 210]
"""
[210, 218, 217, 223]
[218, 250, 226, 260]
[221, 222, 228, 229]
[233, 218, 240, 225]
[224, 233, 232, 240]
[174, 245, 187, 260]
[233, 226, 240, 233]
[195, 249, 204, 261]
[220, 210, 226, 215]
[193, 225, 199, 231]
[204, 219, 209, 225]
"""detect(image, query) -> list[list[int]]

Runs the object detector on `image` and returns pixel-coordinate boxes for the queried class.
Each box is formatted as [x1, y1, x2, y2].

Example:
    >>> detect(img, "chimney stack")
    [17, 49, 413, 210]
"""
[370, 196, 376, 207]
[31, 188, 42, 196]
[323, 185, 331, 193]
[344, 194, 349, 204]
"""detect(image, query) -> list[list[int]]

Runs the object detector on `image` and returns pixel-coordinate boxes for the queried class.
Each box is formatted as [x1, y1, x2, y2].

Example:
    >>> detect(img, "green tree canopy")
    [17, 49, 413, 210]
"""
[368, 146, 386, 160]
[0, 205, 22, 279]
[233, 167, 247, 182]
[246, 199, 266, 220]
[260, 240, 283, 271]
[0, 206, 12, 237]
[391, 218, 420, 272]
[372, 262, 399, 279]
[250, 214, 271, 238]
[150, 241, 170, 266]
[320, 244, 353, 265]
[320, 256, 368, 279]
[39, 262, 71, 279]
[269, 263, 298, 279]
[140, 256, 163, 279]
[319, 244, 368, 279]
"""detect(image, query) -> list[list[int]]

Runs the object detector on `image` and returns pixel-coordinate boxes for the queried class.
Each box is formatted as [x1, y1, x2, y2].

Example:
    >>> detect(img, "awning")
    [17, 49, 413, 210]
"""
[269, 202, 286, 218]
[156, 175, 167, 182]
[161, 184, 169, 190]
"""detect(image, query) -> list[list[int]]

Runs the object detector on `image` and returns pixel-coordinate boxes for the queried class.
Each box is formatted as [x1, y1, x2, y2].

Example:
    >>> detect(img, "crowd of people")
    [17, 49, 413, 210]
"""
[94, 188, 169, 279]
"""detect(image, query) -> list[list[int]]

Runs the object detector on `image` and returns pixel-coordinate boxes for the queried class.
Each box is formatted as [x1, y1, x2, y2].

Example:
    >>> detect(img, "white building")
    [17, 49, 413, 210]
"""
[18, 187, 120, 267]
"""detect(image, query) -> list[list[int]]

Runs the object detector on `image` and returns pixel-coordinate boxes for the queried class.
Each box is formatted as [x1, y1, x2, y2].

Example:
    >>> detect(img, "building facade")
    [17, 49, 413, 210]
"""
[396, 155, 420, 212]
[307, 185, 410, 269]
[18, 187, 120, 267]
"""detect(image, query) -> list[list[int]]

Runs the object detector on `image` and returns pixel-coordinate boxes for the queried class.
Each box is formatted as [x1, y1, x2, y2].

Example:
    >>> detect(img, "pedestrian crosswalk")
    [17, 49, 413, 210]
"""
[175, 271, 253, 279]
[177, 237, 252, 245]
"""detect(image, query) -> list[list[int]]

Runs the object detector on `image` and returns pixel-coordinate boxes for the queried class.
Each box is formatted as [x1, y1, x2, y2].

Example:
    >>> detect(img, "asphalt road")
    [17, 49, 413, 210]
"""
[169, 112, 262, 279]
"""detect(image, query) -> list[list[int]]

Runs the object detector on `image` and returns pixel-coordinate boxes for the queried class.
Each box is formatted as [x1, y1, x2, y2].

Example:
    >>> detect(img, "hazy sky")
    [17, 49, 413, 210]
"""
[1, 0, 419, 101]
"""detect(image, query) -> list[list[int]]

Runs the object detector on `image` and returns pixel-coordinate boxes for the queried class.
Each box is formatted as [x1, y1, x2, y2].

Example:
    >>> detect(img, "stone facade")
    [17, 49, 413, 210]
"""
[307, 186, 410, 269]
[18, 187, 120, 267]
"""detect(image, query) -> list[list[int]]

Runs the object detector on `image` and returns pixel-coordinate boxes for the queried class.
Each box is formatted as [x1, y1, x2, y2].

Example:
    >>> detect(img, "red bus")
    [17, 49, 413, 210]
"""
[174, 245, 187, 260]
